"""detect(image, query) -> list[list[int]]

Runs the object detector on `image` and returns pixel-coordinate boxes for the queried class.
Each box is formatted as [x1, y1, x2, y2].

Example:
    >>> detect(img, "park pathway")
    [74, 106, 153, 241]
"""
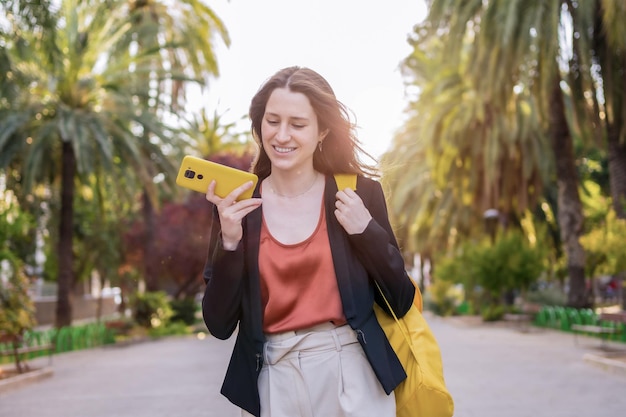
[1, 315, 625, 417]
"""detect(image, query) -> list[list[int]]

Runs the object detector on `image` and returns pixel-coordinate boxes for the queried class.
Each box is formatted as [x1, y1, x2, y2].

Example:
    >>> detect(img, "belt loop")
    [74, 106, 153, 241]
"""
[330, 328, 342, 352]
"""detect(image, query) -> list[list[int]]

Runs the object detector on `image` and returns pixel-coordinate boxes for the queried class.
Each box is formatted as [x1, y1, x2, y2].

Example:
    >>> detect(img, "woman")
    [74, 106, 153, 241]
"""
[202, 66, 415, 417]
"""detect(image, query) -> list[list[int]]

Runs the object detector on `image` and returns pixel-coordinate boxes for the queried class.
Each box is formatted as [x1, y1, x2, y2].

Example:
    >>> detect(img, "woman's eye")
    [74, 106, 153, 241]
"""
[266, 120, 279, 125]
[292, 124, 305, 129]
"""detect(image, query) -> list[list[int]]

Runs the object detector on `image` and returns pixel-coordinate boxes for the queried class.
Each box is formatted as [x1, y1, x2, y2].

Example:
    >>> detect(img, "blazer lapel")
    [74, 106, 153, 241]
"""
[245, 187, 265, 342]
[324, 175, 357, 321]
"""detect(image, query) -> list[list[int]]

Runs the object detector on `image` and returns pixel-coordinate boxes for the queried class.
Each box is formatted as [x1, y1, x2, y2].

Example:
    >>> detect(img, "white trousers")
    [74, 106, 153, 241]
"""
[241, 323, 395, 417]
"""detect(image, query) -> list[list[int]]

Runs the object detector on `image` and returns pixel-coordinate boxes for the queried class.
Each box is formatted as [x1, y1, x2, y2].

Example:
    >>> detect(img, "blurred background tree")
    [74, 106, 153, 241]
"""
[1, 0, 625, 330]
[0, 195, 37, 372]
[0, 0, 236, 327]
[383, 0, 626, 312]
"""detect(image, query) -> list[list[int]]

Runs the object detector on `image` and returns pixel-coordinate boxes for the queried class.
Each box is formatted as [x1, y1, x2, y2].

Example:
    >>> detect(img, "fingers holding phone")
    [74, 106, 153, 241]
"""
[175, 155, 261, 250]
[206, 180, 262, 250]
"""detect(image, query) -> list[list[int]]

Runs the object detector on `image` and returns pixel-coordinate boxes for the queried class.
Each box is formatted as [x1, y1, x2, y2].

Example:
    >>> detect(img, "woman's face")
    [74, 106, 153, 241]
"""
[261, 88, 327, 173]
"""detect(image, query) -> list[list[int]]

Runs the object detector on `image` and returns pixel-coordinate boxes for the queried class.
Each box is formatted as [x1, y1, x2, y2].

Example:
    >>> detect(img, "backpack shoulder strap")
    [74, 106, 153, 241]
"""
[333, 174, 357, 191]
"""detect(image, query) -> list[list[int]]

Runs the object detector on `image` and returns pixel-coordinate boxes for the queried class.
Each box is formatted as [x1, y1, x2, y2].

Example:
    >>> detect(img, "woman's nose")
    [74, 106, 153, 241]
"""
[276, 124, 290, 141]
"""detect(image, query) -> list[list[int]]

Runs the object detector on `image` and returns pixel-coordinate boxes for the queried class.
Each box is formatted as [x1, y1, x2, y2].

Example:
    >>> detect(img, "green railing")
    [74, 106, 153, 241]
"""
[534, 306, 626, 343]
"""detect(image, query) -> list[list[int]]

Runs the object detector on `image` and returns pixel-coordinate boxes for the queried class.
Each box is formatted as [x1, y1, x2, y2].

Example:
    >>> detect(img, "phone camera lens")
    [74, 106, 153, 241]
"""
[184, 169, 195, 179]
[197, 174, 204, 180]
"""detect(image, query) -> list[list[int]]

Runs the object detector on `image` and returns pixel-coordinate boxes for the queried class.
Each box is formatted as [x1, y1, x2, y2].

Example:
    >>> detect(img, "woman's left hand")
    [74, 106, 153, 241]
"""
[334, 188, 372, 235]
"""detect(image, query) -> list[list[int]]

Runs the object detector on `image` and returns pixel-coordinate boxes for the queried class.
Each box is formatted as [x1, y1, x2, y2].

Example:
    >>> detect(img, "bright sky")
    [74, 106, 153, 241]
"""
[197, 0, 427, 158]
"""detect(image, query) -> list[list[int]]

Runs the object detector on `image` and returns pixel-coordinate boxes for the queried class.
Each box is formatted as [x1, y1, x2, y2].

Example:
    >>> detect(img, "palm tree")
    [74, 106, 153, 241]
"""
[186, 107, 253, 158]
[0, 0, 179, 326]
[384, 32, 548, 262]
[417, 0, 598, 307]
[116, 0, 230, 292]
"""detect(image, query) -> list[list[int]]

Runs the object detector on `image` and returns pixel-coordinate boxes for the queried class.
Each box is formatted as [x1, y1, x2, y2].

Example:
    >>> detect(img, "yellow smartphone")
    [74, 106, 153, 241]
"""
[175, 155, 259, 200]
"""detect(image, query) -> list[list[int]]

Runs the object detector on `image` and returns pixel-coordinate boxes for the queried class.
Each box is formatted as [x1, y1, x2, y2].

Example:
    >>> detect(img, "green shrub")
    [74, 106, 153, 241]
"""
[148, 321, 191, 338]
[581, 209, 626, 277]
[132, 291, 173, 328]
[481, 304, 505, 321]
[170, 298, 199, 325]
[434, 230, 545, 312]
[0, 202, 37, 372]
[0, 263, 36, 338]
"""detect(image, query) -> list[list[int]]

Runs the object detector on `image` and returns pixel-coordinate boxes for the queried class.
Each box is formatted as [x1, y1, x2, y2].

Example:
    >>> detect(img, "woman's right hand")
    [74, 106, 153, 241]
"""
[206, 180, 262, 250]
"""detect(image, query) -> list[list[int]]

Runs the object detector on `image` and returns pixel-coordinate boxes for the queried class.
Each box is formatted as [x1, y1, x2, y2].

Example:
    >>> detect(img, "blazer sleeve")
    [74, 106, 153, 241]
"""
[201, 206, 245, 339]
[348, 177, 415, 318]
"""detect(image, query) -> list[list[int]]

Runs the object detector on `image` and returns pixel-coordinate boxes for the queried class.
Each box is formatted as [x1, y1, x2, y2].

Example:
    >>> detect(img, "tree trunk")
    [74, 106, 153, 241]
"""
[607, 126, 626, 219]
[593, 1, 626, 309]
[55, 141, 75, 328]
[606, 127, 626, 310]
[548, 79, 588, 308]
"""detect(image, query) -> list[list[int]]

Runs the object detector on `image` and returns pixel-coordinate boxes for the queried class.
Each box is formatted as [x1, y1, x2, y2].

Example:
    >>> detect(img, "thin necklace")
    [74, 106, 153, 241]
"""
[268, 173, 319, 199]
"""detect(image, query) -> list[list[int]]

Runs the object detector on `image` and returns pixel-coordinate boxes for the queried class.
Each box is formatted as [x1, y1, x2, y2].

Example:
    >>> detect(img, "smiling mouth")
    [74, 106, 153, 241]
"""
[274, 146, 296, 153]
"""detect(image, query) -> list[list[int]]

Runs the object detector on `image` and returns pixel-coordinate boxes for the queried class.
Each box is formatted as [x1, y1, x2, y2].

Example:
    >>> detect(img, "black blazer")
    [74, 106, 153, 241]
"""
[202, 175, 415, 417]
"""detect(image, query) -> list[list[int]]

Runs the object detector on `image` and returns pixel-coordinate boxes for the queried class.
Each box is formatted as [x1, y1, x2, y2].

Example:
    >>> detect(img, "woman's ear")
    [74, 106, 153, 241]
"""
[319, 129, 329, 141]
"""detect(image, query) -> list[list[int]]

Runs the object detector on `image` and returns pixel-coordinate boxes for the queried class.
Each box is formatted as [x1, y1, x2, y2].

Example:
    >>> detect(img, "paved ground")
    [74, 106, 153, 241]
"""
[1, 315, 625, 417]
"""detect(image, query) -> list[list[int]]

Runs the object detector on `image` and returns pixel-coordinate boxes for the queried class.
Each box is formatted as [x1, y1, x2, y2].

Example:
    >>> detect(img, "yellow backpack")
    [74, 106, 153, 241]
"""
[334, 174, 454, 417]
[374, 282, 454, 417]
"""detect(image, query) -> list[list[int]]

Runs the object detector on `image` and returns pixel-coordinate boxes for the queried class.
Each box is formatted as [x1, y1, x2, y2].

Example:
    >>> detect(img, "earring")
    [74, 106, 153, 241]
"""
[318, 141, 323, 152]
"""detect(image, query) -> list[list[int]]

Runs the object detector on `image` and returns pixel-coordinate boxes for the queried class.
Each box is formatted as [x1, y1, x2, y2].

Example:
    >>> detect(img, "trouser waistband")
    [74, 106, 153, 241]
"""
[263, 323, 358, 365]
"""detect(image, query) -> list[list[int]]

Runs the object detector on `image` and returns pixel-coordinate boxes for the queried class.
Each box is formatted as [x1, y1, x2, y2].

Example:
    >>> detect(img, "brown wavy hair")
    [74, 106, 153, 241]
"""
[249, 66, 378, 180]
